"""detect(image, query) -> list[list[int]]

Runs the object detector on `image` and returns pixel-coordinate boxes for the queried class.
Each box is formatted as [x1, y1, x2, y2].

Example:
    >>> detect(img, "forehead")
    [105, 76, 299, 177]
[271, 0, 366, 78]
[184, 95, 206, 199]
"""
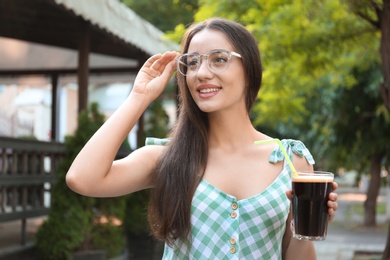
[187, 29, 234, 54]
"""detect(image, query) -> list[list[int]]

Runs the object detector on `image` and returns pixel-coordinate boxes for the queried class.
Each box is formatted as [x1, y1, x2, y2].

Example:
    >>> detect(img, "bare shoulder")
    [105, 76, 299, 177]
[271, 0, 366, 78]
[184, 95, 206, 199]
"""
[291, 152, 313, 172]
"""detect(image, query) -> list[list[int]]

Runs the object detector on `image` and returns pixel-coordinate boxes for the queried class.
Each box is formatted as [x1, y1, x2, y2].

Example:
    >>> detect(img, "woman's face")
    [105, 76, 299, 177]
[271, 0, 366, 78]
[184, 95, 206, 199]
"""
[185, 29, 247, 114]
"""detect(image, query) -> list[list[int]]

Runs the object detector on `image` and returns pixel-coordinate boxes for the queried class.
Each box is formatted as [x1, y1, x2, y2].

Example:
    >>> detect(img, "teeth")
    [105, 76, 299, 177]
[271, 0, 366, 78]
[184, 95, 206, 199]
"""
[199, 88, 219, 93]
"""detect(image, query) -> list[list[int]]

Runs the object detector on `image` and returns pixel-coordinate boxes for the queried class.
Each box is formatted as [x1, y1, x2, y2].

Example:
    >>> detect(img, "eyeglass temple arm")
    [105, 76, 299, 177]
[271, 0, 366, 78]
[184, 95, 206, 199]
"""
[231, 51, 242, 58]
[177, 59, 187, 66]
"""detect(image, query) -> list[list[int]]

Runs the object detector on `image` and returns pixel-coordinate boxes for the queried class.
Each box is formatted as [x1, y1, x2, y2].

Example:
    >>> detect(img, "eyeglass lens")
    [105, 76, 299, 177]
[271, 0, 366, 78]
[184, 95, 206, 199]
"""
[177, 50, 232, 76]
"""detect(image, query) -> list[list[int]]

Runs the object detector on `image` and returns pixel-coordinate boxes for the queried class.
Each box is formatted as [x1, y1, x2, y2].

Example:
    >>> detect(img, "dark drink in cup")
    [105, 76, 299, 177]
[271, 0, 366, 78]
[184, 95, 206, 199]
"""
[292, 171, 334, 241]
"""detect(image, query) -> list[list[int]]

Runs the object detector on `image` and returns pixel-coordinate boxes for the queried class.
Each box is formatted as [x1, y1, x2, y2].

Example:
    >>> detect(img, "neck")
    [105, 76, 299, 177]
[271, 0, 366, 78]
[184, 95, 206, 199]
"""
[207, 110, 263, 150]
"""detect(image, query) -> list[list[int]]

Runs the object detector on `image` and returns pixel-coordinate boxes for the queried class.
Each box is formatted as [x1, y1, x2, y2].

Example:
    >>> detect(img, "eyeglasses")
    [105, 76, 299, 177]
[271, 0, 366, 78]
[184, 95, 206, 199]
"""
[176, 49, 242, 76]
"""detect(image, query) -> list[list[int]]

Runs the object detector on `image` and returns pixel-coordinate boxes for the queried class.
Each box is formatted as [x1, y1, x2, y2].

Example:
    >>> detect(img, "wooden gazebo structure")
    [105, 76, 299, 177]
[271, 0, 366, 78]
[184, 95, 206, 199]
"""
[0, 0, 177, 140]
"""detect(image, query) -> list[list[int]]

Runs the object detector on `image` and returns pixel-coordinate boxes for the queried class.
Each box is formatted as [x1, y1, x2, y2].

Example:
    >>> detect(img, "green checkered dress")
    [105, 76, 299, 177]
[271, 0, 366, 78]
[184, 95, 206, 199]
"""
[145, 138, 315, 259]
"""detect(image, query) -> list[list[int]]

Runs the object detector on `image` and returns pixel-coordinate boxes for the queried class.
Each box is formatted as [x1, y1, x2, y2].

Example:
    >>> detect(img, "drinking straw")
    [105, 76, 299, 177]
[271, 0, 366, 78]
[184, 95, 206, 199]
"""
[254, 139, 298, 176]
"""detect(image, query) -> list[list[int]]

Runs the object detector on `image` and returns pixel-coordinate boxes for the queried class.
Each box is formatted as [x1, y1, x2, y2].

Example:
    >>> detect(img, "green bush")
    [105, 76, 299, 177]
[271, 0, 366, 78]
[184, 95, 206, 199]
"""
[36, 103, 127, 259]
[124, 190, 150, 235]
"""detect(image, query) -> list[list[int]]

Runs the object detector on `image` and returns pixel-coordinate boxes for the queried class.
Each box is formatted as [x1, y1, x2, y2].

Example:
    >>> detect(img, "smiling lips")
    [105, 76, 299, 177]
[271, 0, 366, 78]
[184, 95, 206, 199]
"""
[199, 88, 220, 93]
[196, 84, 221, 98]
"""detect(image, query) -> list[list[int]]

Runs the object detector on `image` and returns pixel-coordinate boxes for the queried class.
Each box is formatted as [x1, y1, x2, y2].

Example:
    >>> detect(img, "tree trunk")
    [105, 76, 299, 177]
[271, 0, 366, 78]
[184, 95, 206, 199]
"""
[383, 164, 390, 260]
[380, 0, 390, 113]
[387, 164, 390, 221]
[378, 0, 390, 258]
[384, 222, 390, 259]
[364, 152, 384, 226]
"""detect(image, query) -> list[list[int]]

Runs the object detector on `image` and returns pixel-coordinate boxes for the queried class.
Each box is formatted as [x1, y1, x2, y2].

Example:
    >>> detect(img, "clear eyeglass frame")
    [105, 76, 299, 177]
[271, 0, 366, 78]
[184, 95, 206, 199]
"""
[176, 49, 242, 76]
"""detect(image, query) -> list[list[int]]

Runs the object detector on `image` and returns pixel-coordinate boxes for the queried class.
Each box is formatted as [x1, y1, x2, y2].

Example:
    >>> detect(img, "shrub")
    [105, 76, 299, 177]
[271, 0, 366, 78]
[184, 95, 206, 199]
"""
[36, 103, 126, 259]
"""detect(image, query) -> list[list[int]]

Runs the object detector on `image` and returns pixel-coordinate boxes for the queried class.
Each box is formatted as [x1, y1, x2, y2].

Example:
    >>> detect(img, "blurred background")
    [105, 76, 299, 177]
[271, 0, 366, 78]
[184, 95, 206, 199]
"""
[0, 0, 389, 259]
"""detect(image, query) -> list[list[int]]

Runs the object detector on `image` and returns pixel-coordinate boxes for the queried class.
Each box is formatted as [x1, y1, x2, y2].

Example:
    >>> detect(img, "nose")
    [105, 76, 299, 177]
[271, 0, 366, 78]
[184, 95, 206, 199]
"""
[196, 56, 213, 78]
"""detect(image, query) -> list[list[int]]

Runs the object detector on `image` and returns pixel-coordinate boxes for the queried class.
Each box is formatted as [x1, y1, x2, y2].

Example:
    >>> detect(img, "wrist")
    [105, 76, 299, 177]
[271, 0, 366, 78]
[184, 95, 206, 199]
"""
[127, 91, 152, 110]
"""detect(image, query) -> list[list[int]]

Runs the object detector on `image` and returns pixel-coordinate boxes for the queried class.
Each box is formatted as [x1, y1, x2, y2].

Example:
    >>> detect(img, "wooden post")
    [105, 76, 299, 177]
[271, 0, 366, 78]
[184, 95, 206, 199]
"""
[21, 218, 26, 246]
[137, 114, 144, 149]
[78, 21, 90, 114]
[50, 74, 59, 141]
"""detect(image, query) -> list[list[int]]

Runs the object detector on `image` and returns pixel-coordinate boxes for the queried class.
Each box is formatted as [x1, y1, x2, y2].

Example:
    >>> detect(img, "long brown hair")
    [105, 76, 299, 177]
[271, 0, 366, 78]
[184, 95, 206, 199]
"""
[148, 18, 262, 245]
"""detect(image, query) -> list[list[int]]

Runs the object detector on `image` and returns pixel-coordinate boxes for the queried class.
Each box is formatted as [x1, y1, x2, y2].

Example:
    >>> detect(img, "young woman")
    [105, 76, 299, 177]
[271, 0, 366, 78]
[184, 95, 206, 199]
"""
[66, 18, 338, 259]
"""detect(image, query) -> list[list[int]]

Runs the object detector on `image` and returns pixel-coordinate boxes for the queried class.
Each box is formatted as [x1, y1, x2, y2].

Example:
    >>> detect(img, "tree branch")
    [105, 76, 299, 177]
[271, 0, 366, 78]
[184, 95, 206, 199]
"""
[369, 0, 383, 29]
[355, 10, 380, 29]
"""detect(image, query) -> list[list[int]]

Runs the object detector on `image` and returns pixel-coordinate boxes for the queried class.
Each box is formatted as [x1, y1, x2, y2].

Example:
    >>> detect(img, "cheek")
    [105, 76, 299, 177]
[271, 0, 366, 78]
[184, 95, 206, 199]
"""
[185, 75, 194, 87]
[230, 73, 246, 93]
[229, 63, 246, 85]
[183, 77, 196, 101]
[185, 77, 197, 94]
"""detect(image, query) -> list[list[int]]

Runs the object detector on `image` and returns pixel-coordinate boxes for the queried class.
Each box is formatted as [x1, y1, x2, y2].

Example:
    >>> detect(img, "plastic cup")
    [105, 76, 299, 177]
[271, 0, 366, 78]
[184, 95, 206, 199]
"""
[291, 171, 334, 241]
[254, 139, 333, 241]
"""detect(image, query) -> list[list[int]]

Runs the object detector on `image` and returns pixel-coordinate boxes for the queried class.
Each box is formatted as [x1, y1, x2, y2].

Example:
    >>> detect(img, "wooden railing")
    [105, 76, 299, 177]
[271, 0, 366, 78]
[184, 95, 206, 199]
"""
[0, 137, 65, 245]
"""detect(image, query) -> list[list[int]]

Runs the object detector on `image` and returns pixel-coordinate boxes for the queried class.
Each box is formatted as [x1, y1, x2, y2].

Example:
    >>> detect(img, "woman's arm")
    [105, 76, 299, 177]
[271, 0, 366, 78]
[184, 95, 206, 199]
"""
[66, 51, 179, 197]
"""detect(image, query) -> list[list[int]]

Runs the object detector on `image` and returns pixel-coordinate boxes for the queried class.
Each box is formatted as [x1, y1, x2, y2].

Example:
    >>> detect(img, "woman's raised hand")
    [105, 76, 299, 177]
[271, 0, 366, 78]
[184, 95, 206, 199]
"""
[132, 51, 180, 101]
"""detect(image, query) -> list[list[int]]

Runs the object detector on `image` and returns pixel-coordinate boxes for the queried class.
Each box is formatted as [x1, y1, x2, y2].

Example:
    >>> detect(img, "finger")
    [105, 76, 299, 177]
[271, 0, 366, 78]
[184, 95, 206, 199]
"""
[329, 192, 338, 201]
[154, 59, 179, 86]
[328, 200, 338, 211]
[143, 54, 163, 69]
[150, 51, 178, 72]
[160, 54, 179, 78]
[328, 207, 335, 221]
[332, 181, 338, 191]
[285, 190, 292, 201]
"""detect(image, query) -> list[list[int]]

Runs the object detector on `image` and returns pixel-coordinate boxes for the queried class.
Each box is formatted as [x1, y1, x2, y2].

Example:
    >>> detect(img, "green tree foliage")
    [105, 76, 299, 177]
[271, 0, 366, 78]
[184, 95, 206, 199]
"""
[36, 103, 126, 259]
[328, 63, 389, 226]
[187, 0, 382, 158]
[330, 63, 389, 169]
[345, 0, 390, 115]
[121, 0, 199, 32]
[161, 0, 378, 130]
[292, 62, 389, 172]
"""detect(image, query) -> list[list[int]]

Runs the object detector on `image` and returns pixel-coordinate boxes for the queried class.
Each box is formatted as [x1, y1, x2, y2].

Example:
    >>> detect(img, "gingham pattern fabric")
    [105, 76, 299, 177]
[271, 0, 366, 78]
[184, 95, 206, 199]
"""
[145, 137, 170, 146]
[146, 138, 314, 259]
[268, 139, 315, 168]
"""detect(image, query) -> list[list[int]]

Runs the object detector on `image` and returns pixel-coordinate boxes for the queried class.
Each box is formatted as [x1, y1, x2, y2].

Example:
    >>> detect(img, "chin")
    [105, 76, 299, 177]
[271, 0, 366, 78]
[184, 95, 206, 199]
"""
[197, 104, 219, 113]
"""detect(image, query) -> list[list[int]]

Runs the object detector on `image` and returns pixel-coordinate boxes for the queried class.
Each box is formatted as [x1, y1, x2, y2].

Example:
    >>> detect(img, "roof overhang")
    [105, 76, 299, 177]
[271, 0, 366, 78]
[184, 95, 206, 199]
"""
[0, 0, 178, 61]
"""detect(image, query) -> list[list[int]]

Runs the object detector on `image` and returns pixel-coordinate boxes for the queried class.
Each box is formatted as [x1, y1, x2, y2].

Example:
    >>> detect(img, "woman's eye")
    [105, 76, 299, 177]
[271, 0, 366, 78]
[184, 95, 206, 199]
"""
[187, 59, 199, 67]
[211, 53, 229, 64]
[215, 57, 227, 63]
